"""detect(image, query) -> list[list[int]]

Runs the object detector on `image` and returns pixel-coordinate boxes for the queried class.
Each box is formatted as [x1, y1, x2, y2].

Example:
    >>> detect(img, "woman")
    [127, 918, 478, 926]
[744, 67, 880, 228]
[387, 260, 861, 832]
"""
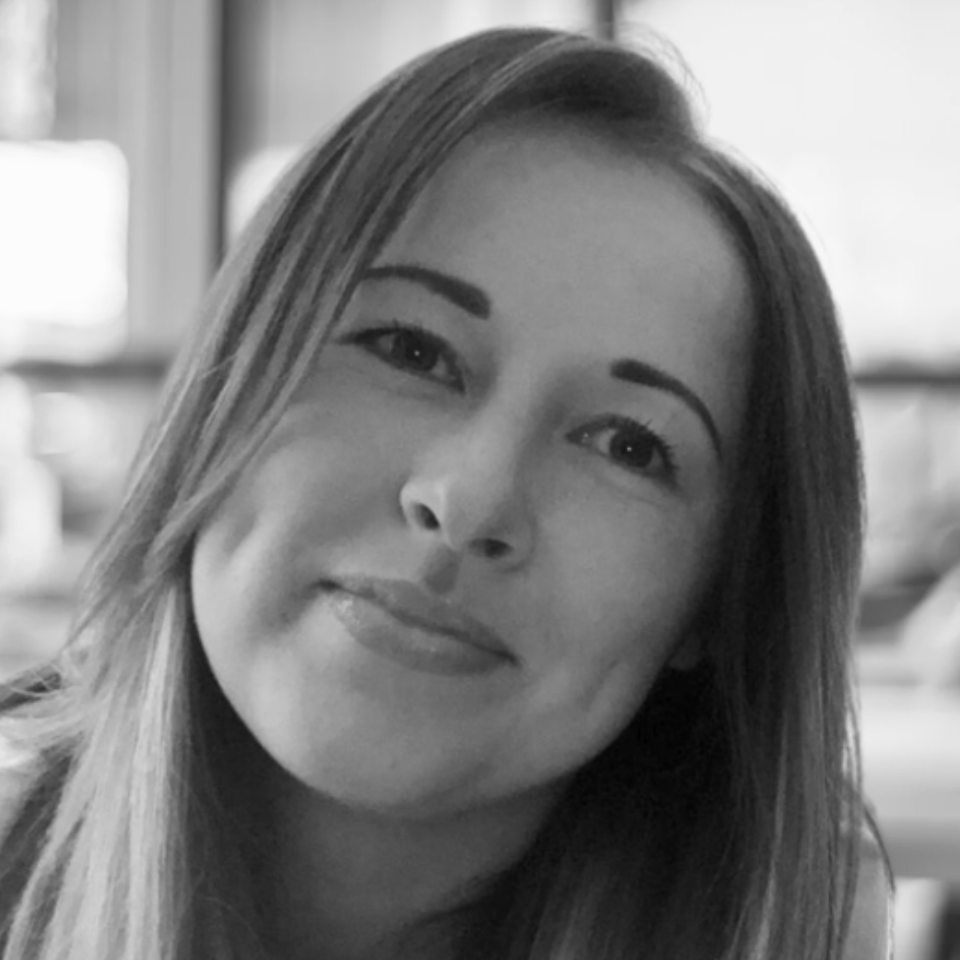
[0, 26, 890, 960]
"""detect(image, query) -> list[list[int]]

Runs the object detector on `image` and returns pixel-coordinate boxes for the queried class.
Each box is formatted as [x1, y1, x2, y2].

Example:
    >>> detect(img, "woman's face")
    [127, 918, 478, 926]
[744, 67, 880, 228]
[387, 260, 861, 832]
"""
[191, 123, 752, 820]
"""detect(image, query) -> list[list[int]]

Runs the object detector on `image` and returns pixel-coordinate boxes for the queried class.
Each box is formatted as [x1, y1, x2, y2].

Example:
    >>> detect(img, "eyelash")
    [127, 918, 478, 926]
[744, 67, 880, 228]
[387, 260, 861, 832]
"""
[343, 320, 466, 392]
[567, 415, 679, 486]
[343, 321, 679, 485]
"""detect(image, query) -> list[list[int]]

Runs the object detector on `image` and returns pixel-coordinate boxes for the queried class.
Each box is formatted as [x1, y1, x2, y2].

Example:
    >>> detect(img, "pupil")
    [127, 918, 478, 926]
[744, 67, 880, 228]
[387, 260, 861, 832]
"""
[611, 430, 654, 468]
[395, 332, 435, 371]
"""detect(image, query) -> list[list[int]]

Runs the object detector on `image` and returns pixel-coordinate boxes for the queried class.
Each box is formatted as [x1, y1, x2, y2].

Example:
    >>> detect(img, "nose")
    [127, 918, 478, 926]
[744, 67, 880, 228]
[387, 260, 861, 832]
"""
[399, 417, 535, 567]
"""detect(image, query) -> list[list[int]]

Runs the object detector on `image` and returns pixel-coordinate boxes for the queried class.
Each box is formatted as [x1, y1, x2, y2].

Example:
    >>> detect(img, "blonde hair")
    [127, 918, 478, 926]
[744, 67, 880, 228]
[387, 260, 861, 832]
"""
[2, 27, 870, 960]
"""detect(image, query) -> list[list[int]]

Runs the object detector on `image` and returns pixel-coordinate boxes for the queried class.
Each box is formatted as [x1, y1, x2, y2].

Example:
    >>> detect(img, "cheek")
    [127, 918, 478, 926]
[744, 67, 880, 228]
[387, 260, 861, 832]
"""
[520, 498, 715, 749]
[236, 406, 403, 551]
[550, 494, 713, 655]
[189, 410, 404, 651]
[529, 599, 674, 757]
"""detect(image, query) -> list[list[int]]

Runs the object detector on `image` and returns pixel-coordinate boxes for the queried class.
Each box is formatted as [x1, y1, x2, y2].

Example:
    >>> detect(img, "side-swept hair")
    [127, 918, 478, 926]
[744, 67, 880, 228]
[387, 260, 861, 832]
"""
[1, 26, 868, 960]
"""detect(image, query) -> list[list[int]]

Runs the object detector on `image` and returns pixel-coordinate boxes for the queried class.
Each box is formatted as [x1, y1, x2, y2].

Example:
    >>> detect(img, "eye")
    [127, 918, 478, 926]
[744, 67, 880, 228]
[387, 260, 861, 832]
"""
[343, 321, 465, 391]
[569, 415, 678, 485]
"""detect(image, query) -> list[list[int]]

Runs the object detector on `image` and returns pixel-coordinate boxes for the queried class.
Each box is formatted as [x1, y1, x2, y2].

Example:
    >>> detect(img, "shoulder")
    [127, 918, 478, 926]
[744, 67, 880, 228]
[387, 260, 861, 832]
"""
[843, 829, 894, 960]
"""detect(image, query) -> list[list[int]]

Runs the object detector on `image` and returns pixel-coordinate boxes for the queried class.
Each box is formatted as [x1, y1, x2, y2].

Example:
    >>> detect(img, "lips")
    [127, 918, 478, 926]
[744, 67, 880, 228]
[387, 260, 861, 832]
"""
[323, 575, 515, 676]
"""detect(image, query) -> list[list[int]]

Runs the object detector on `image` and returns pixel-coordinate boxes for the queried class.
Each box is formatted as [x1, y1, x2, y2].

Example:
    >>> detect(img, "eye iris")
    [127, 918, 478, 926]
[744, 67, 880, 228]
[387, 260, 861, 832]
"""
[392, 331, 437, 372]
[609, 428, 655, 469]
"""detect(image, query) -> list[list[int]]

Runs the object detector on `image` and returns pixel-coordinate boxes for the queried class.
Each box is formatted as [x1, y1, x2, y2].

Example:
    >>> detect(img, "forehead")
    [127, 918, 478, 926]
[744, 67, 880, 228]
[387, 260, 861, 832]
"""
[373, 121, 753, 446]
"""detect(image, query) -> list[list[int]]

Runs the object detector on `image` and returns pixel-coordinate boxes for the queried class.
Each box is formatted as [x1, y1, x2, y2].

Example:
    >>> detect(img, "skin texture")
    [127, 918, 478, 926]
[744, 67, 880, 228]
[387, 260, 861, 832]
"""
[190, 124, 753, 956]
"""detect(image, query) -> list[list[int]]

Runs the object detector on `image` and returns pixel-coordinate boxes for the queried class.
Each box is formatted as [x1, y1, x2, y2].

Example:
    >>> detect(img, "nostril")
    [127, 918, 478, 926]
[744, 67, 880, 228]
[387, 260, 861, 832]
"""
[479, 539, 510, 561]
[405, 500, 514, 561]
[413, 503, 441, 531]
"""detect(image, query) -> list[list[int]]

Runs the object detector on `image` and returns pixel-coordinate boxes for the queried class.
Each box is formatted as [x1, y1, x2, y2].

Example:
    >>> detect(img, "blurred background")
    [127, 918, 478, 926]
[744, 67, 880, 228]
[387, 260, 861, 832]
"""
[1, 0, 958, 953]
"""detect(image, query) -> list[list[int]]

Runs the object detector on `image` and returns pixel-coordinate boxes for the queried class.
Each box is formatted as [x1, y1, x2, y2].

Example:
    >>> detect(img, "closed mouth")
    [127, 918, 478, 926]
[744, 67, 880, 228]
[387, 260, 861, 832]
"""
[324, 575, 515, 663]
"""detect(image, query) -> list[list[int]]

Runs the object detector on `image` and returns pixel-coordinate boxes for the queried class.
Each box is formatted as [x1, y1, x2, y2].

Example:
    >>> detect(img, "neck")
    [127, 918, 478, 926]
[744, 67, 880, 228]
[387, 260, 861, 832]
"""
[249, 765, 560, 960]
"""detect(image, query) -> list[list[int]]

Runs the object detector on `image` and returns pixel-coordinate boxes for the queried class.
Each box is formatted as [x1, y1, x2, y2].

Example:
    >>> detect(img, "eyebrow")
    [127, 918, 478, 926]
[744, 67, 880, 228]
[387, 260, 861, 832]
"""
[362, 264, 491, 319]
[362, 263, 722, 459]
[610, 358, 724, 460]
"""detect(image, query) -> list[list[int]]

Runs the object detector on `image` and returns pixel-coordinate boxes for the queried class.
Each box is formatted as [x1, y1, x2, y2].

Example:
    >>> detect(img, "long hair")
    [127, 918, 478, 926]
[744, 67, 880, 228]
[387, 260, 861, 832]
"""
[0, 27, 868, 960]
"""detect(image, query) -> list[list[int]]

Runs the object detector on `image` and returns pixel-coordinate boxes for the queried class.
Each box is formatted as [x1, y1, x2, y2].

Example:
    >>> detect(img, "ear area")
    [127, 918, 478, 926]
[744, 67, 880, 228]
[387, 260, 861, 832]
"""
[666, 632, 703, 672]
